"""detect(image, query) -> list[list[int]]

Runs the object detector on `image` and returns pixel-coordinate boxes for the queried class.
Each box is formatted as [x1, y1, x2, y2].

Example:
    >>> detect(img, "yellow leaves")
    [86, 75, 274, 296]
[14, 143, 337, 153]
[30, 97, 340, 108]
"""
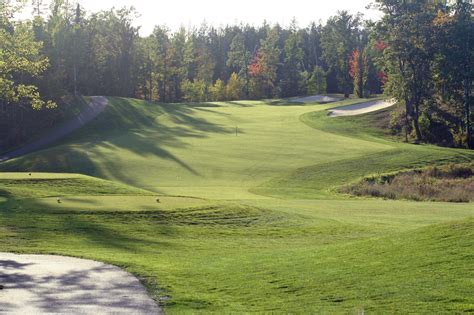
[433, 10, 454, 27]
[46, 101, 57, 109]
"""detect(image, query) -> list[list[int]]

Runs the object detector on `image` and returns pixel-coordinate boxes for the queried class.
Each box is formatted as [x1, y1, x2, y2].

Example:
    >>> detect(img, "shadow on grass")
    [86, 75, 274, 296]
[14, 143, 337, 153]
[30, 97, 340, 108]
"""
[178, 101, 254, 108]
[266, 100, 306, 106]
[0, 200, 176, 253]
[0, 97, 246, 182]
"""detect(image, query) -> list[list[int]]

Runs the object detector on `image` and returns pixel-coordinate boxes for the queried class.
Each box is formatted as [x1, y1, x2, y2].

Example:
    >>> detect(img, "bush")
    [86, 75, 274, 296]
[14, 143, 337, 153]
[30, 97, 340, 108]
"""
[209, 79, 226, 101]
[181, 79, 208, 102]
[226, 73, 244, 100]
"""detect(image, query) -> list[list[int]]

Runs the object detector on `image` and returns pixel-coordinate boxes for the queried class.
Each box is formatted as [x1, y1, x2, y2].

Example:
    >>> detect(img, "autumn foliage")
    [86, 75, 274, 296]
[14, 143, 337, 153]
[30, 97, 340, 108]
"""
[248, 50, 265, 77]
[349, 49, 361, 81]
[374, 40, 387, 52]
[349, 48, 368, 98]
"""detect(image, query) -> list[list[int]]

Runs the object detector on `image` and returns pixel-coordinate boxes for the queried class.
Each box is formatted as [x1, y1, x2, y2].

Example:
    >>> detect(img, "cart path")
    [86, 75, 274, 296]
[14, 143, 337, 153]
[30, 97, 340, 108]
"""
[0, 252, 161, 314]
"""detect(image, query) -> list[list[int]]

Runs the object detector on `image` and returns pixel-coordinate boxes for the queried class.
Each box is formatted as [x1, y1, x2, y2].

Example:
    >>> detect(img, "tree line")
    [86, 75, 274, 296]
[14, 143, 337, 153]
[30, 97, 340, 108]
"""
[0, 0, 472, 149]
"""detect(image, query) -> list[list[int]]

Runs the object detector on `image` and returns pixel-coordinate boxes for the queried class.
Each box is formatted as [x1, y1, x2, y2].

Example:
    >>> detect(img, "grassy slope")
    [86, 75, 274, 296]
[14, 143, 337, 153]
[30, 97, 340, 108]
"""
[0, 97, 473, 313]
[0, 97, 393, 199]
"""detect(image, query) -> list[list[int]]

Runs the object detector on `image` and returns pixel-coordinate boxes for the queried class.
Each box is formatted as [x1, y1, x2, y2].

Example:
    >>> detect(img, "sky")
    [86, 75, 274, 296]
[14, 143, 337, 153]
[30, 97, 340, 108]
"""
[22, 0, 382, 36]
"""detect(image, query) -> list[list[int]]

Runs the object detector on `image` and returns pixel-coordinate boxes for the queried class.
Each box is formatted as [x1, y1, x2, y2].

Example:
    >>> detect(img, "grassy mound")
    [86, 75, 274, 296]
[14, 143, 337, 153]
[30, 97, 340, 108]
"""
[0, 172, 151, 198]
[1, 186, 472, 313]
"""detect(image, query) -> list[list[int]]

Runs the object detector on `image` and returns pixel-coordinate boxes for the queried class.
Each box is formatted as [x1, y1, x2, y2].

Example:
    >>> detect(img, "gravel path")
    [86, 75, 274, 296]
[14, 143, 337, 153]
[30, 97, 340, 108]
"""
[0, 96, 108, 163]
[0, 253, 161, 314]
[328, 99, 396, 117]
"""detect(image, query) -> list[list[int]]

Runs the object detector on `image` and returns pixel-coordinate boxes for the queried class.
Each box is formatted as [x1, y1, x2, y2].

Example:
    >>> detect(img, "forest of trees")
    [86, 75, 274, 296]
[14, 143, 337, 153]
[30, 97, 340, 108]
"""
[0, 0, 472, 149]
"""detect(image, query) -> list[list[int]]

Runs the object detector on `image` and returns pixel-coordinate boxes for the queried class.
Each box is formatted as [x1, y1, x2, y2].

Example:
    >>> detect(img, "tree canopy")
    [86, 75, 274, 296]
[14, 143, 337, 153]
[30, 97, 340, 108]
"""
[0, 0, 472, 149]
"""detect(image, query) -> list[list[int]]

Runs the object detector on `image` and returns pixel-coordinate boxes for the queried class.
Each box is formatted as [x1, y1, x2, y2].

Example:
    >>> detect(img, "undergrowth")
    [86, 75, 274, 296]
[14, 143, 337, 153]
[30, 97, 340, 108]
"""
[341, 163, 474, 202]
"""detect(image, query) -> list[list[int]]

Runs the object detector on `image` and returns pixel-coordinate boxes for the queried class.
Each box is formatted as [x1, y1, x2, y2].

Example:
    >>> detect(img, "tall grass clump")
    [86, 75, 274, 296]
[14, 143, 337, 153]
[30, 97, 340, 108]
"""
[341, 163, 474, 202]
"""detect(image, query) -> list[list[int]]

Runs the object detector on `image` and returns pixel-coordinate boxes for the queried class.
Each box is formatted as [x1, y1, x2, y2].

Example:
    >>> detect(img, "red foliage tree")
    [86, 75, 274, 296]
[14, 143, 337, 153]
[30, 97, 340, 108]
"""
[374, 40, 387, 52]
[248, 50, 264, 77]
[377, 71, 388, 85]
[349, 48, 366, 98]
[349, 49, 360, 80]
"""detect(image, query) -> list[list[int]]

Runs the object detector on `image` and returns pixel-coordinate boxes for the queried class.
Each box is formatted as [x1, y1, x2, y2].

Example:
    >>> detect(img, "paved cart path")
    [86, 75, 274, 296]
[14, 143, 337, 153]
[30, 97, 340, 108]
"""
[0, 252, 161, 314]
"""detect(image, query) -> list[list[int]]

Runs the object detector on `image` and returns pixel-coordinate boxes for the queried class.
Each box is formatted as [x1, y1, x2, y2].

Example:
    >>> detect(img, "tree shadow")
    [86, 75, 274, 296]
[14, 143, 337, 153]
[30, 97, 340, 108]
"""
[0, 257, 160, 313]
[0, 260, 34, 270]
[1, 205, 176, 252]
[266, 100, 306, 106]
[0, 98, 249, 186]
[171, 100, 255, 108]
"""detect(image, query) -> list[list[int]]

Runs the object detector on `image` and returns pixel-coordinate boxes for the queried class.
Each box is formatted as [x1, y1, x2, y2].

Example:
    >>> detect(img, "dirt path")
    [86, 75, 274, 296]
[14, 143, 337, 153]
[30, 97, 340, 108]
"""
[0, 253, 161, 314]
[0, 96, 108, 163]
[328, 99, 396, 117]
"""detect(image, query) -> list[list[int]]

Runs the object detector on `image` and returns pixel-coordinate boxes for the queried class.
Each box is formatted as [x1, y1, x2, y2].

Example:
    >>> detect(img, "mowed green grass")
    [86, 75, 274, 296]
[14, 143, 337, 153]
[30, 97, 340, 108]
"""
[0, 97, 395, 199]
[0, 97, 473, 313]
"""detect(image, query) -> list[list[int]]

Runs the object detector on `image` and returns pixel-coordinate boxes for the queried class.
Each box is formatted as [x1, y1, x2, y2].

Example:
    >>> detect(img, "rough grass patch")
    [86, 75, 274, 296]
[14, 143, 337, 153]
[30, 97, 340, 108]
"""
[341, 163, 474, 202]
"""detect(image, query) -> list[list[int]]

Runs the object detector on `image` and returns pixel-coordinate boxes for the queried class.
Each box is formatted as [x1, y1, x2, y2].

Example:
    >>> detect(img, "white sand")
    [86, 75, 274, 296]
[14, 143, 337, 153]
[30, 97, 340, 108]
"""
[328, 99, 396, 117]
[291, 95, 343, 104]
[0, 253, 161, 314]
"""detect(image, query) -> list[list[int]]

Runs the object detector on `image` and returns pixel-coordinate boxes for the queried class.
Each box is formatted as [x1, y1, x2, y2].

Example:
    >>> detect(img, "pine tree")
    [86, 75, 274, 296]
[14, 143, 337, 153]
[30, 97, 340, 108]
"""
[321, 11, 361, 98]
[227, 33, 252, 98]
[281, 29, 304, 97]
[307, 66, 327, 95]
[249, 27, 281, 98]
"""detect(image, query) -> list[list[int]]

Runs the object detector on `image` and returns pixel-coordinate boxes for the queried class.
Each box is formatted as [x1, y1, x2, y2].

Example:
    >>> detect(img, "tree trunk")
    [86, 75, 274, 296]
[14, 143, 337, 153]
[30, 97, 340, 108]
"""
[465, 77, 472, 149]
[344, 86, 350, 98]
[405, 108, 409, 143]
[358, 49, 364, 98]
[413, 102, 422, 142]
[245, 74, 250, 99]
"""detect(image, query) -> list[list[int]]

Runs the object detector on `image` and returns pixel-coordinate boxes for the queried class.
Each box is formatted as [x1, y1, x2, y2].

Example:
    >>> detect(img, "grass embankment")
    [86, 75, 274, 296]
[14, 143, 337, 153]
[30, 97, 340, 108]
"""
[0, 96, 473, 313]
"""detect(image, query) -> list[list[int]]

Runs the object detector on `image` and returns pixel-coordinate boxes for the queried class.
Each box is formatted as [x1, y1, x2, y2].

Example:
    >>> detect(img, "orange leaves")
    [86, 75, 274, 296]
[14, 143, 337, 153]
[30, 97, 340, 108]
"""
[248, 50, 265, 77]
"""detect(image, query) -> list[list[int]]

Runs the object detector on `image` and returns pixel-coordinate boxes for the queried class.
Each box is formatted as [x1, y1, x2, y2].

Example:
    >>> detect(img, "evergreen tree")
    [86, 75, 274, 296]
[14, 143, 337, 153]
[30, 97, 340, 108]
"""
[280, 27, 304, 97]
[227, 33, 252, 98]
[307, 66, 327, 95]
[321, 11, 361, 98]
[249, 27, 281, 98]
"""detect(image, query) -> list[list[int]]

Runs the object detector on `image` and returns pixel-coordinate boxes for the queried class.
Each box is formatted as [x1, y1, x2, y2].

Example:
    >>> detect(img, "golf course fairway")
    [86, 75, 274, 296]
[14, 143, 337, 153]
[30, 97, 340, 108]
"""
[0, 97, 473, 313]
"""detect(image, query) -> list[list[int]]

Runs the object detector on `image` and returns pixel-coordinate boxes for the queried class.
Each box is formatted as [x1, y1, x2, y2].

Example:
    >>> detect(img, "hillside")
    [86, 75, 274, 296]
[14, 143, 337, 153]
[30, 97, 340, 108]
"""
[2, 97, 472, 199]
[0, 96, 473, 313]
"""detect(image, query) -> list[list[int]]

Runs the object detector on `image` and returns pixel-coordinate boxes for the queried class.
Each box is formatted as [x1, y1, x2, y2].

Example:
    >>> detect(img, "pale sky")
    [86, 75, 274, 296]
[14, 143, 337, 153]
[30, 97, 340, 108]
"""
[22, 0, 381, 36]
